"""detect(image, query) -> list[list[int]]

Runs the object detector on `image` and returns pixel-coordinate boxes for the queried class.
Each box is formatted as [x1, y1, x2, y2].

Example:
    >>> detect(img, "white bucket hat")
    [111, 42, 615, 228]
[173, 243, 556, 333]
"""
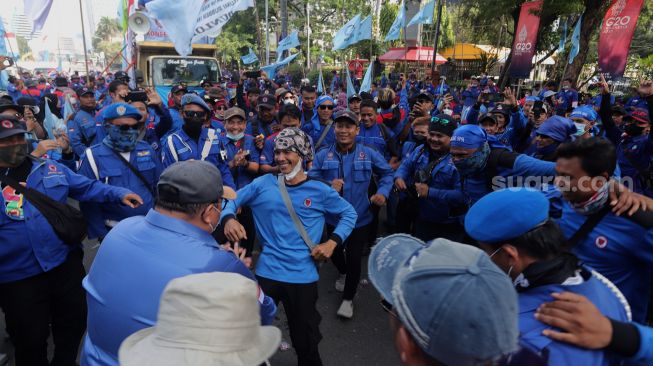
[119, 272, 281, 366]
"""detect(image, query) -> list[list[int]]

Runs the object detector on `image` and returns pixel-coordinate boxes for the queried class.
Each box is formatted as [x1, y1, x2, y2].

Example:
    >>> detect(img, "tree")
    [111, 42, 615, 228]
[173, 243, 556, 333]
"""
[16, 36, 29, 57]
[214, 10, 256, 65]
[92, 17, 121, 50]
[422, 1, 454, 50]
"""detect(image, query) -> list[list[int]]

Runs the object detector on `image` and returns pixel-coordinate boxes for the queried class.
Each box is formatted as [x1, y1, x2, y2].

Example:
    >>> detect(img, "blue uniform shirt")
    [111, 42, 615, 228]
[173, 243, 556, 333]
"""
[557, 202, 653, 323]
[356, 123, 392, 160]
[168, 107, 185, 133]
[222, 135, 260, 189]
[616, 134, 653, 195]
[78, 141, 163, 238]
[518, 267, 630, 366]
[0, 158, 130, 283]
[69, 108, 103, 157]
[160, 127, 236, 189]
[81, 209, 277, 366]
[309, 144, 393, 228]
[245, 118, 278, 139]
[310, 121, 337, 151]
[221, 174, 357, 284]
[394, 146, 465, 223]
[556, 89, 579, 114]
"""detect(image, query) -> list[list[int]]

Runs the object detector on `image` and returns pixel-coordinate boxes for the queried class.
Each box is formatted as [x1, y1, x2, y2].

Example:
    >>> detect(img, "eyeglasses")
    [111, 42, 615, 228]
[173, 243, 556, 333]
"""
[380, 299, 398, 318]
[319, 105, 334, 110]
[184, 111, 207, 119]
[430, 116, 450, 125]
[116, 124, 139, 131]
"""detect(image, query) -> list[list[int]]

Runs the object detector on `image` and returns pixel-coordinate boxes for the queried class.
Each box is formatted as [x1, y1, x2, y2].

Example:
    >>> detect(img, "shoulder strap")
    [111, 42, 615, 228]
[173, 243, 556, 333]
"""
[167, 134, 179, 162]
[315, 121, 333, 149]
[277, 175, 316, 251]
[567, 205, 612, 247]
[84, 148, 100, 180]
[201, 128, 216, 161]
[111, 149, 156, 197]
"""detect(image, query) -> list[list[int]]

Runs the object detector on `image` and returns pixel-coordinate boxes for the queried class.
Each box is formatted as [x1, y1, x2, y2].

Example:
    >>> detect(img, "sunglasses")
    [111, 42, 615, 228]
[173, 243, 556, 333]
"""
[115, 124, 139, 131]
[184, 111, 207, 119]
[380, 299, 398, 318]
[319, 105, 334, 110]
[215, 106, 227, 111]
[430, 116, 450, 125]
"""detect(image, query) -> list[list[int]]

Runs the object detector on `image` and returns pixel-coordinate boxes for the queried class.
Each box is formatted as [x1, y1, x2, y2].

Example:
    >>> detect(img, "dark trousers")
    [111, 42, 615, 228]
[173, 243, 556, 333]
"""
[256, 276, 322, 366]
[331, 225, 369, 300]
[394, 197, 418, 234]
[413, 220, 464, 243]
[0, 250, 87, 366]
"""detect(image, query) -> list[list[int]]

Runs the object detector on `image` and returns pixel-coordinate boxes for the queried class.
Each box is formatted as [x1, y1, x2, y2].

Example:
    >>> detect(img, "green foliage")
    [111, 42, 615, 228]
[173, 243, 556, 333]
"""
[421, 2, 454, 50]
[15, 36, 29, 57]
[92, 17, 121, 50]
[214, 10, 257, 65]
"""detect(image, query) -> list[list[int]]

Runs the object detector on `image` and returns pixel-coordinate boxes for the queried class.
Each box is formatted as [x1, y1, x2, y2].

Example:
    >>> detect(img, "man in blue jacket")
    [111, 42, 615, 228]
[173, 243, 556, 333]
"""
[394, 114, 465, 241]
[223, 127, 357, 366]
[68, 87, 102, 157]
[554, 138, 653, 323]
[309, 110, 392, 319]
[78, 103, 163, 240]
[160, 93, 235, 189]
[556, 78, 579, 115]
[81, 160, 276, 366]
[0, 117, 142, 366]
[466, 187, 631, 365]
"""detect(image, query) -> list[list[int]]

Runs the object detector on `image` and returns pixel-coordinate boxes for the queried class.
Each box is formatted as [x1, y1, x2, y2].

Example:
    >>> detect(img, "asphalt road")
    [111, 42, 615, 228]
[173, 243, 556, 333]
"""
[1, 240, 401, 366]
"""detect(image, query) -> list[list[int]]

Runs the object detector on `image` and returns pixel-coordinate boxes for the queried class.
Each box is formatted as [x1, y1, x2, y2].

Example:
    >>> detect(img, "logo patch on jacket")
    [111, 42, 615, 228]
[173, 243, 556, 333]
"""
[595, 236, 608, 249]
[304, 198, 312, 207]
[2, 186, 24, 220]
[358, 152, 366, 160]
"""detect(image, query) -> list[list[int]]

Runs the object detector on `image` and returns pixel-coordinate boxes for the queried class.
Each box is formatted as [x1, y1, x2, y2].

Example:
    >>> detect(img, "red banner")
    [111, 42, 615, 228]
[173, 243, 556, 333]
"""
[598, 0, 644, 78]
[509, 0, 543, 78]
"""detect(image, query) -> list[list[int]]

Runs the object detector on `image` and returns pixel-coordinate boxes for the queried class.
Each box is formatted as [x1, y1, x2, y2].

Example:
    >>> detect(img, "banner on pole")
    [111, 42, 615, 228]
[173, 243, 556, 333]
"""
[508, 0, 543, 78]
[598, 0, 644, 78]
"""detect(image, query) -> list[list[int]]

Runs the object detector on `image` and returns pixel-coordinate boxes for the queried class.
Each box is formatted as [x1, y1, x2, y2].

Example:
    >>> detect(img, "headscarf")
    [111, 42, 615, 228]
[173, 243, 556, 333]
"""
[274, 127, 314, 161]
[311, 95, 335, 132]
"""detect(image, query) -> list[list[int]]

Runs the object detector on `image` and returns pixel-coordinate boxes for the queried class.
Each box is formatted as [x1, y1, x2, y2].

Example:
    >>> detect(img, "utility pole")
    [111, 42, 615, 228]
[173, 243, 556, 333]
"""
[78, 0, 91, 83]
[430, 0, 444, 75]
[265, 0, 269, 64]
[306, 3, 311, 71]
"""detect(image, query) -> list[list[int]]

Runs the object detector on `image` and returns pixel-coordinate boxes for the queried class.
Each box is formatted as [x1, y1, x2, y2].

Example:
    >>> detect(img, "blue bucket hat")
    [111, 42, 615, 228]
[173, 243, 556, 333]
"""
[102, 102, 142, 121]
[368, 234, 519, 366]
[181, 93, 211, 114]
[465, 188, 549, 244]
[450, 124, 487, 149]
[569, 106, 598, 122]
[536, 116, 577, 143]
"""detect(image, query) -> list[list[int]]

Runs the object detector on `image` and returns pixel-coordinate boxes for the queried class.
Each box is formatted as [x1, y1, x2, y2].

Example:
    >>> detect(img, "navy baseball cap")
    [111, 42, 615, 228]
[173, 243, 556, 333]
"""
[450, 124, 487, 149]
[102, 102, 142, 121]
[171, 84, 188, 94]
[76, 87, 95, 97]
[158, 160, 236, 203]
[114, 71, 130, 81]
[334, 110, 359, 125]
[257, 94, 275, 109]
[368, 234, 519, 365]
[348, 93, 362, 102]
[465, 188, 549, 244]
[416, 90, 434, 102]
[0, 116, 27, 139]
[181, 93, 211, 114]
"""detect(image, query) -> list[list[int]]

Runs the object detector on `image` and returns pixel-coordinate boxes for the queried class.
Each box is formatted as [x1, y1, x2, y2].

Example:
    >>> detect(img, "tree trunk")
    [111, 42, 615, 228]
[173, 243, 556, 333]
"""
[563, 0, 608, 87]
[254, 6, 264, 62]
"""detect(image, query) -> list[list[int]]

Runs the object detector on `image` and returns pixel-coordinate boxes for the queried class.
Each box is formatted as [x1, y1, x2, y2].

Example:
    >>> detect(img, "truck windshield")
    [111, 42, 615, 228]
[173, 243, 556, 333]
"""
[151, 57, 219, 86]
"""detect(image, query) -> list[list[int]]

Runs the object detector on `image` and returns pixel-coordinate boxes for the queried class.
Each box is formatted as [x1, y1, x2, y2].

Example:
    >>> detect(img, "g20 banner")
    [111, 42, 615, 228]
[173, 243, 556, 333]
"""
[598, 0, 644, 78]
[509, 0, 543, 78]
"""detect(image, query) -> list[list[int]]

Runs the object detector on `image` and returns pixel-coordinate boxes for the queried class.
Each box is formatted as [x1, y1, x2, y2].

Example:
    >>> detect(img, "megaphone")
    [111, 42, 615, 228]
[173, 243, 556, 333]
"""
[128, 11, 151, 35]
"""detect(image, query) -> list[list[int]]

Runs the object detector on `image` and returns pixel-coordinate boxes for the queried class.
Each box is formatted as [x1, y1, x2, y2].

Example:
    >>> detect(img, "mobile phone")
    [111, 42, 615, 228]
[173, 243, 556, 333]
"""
[125, 91, 148, 103]
[245, 70, 261, 79]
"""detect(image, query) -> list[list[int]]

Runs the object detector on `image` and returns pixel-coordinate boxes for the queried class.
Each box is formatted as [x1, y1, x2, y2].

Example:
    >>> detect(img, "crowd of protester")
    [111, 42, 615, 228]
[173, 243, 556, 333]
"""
[1, 54, 653, 366]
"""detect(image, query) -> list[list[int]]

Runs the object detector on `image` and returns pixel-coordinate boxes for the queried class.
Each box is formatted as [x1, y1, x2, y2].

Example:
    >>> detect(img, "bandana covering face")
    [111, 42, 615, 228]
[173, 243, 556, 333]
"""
[274, 127, 314, 161]
[453, 142, 490, 177]
[571, 182, 610, 216]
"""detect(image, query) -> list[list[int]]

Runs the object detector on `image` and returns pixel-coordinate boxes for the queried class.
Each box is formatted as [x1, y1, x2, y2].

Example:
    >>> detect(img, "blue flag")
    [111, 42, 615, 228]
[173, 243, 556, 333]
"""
[568, 15, 582, 64]
[407, 0, 434, 27]
[0, 20, 6, 56]
[261, 53, 299, 80]
[146, 0, 204, 56]
[63, 96, 75, 121]
[317, 69, 324, 94]
[241, 48, 259, 64]
[346, 67, 357, 101]
[355, 15, 373, 42]
[558, 18, 568, 53]
[359, 62, 374, 93]
[24, 0, 54, 33]
[277, 30, 300, 60]
[332, 14, 361, 51]
[385, 0, 406, 42]
[44, 98, 65, 140]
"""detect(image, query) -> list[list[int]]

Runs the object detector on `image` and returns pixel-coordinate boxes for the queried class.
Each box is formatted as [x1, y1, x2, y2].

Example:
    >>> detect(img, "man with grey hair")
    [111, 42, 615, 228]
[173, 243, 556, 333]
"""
[81, 160, 277, 366]
[223, 127, 357, 366]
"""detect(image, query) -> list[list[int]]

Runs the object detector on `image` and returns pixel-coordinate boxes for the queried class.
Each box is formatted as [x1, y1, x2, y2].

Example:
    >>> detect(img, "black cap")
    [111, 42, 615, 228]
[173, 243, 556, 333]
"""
[0, 116, 27, 139]
[114, 71, 130, 81]
[171, 84, 188, 94]
[612, 105, 626, 116]
[257, 94, 275, 108]
[416, 90, 434, 102]
[334, 110, 359, 125]
[54, 76, 68, 87]
[348, 93, 362, 102]
[0, 99, 20, 114]
[490, 104, 510, 119]
[429, 114, 457, 136]
[75, 87, 95, 97]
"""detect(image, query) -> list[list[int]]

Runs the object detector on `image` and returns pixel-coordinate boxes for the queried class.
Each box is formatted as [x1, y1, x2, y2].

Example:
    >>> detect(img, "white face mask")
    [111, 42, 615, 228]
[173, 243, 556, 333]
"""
[284, 158, 303, 181]
[442, 108, 453, 116]
[573, 122, 587, 136]
[227, 132, 244, 141]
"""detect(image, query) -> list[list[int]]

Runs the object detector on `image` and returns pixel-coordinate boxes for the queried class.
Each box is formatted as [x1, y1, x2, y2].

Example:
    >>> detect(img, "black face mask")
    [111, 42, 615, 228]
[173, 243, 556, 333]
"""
[624, 123, 644, 137]
[0, 143, 28, 167]
[413, 135, 426, 144]
[183, 117, 204, 140]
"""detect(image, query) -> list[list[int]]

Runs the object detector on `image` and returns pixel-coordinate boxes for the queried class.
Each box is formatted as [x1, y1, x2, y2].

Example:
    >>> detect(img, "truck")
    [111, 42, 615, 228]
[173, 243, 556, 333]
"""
[134, 41, 221, 101]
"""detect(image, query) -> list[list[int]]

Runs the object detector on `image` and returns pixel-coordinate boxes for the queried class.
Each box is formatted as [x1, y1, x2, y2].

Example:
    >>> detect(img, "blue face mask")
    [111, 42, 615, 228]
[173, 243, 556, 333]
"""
[453, 142, 490, 177]
[535, 142, 558, 159]
[227, 132, 245, 141]
[103, 124, 139, 152]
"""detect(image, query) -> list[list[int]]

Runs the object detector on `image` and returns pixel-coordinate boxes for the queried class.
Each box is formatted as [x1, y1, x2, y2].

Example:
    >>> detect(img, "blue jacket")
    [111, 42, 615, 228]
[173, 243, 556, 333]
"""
[78, 142, 162, 239]
[0, 158, 130, 283]
[467, 106, 527, 150]
[518, 266, 629, 365]
[395, 146, 465, 223]
[222, 135, 260, 189]
[245, 118, 278, 139]
[168, 107, 185, 134]
[556, 89, 579, 114]
[557, 203, 653, 323]
[357, 122, 395, 160]
[461, 87, 481, 107]
[160, 127, 236, 189]
[309, 143, 393, 228]
[69, 108, 103, 157]
[310, 121, 336, 151]
[221, 174, 357, 284]
[625, 96, 648, 110]
[81, 209, 277, 366]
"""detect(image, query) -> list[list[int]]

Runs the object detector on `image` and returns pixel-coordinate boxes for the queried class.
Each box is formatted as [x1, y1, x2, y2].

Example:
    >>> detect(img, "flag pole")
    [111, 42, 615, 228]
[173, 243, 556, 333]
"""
[78, 0, 91, 84]
[430, 0, 444, 75]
